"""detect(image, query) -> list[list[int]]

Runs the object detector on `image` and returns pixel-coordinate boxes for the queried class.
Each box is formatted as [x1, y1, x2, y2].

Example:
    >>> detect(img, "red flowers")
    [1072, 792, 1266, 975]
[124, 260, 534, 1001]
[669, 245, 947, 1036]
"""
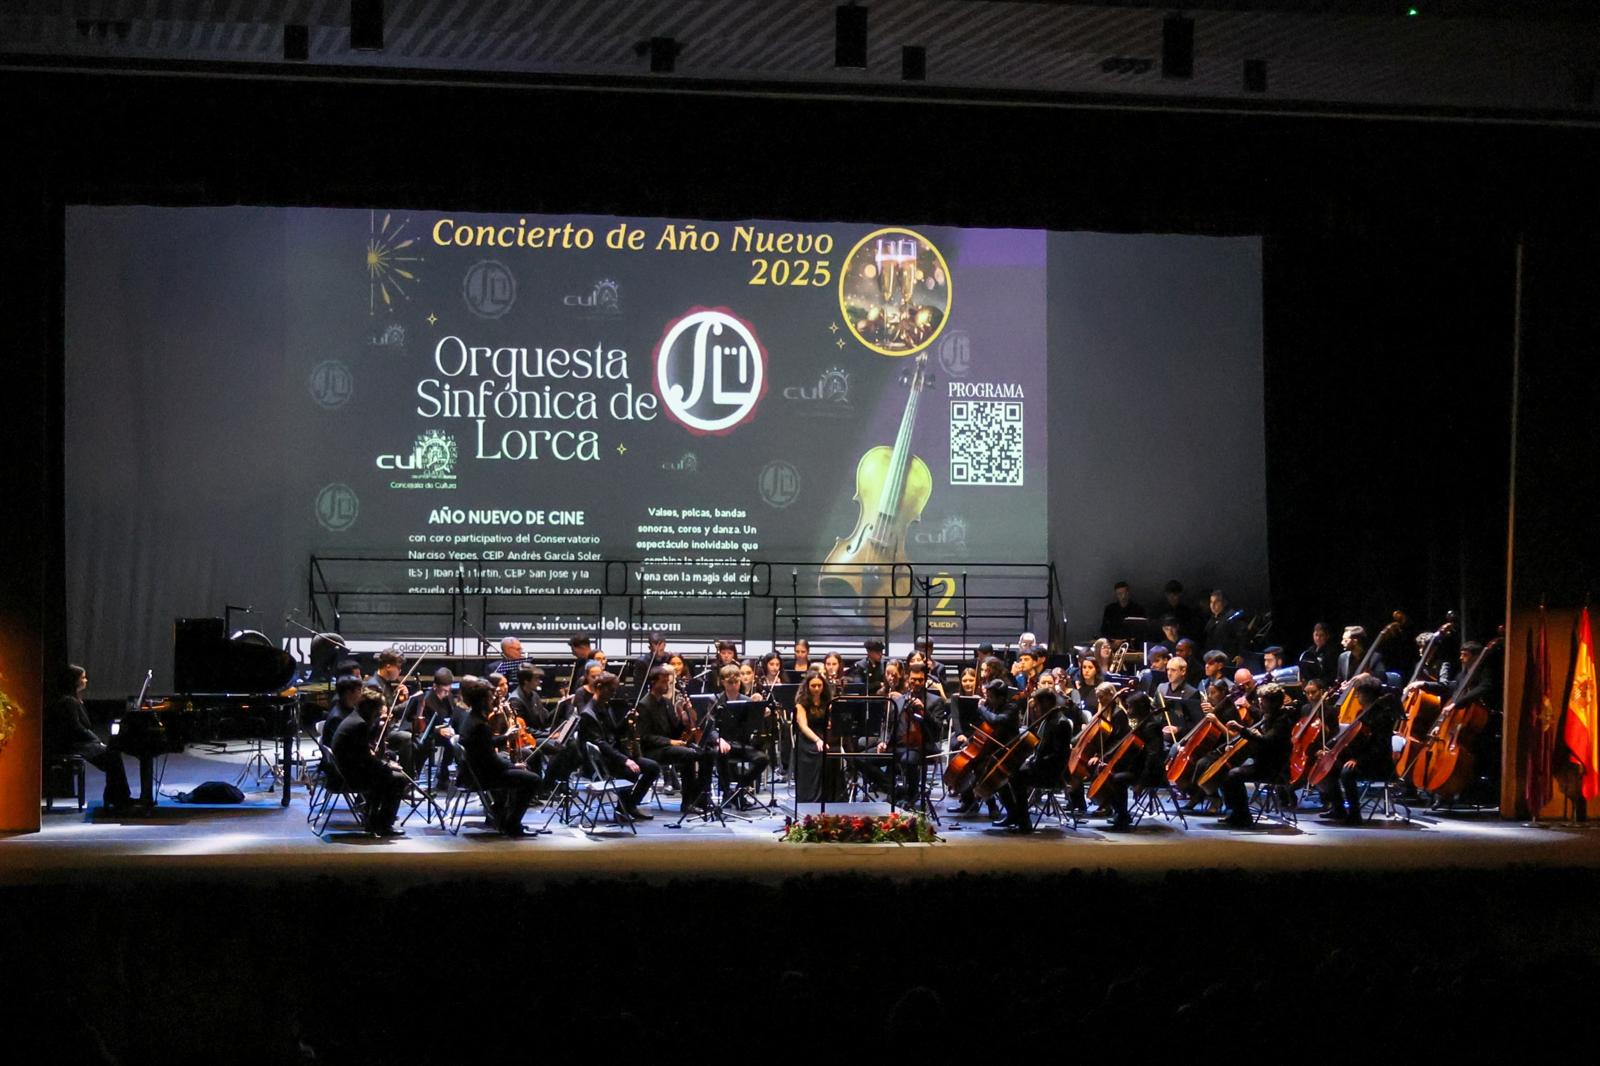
[780, 812, 938, 844]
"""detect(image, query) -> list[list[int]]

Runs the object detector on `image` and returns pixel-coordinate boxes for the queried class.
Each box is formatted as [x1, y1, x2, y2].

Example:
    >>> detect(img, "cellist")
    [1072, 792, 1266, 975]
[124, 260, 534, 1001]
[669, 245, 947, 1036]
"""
[1215, 682, 1294, 828]
[993, 687, 1077, 833]
[946, 678, 1020, 817]
[1319, 674, 1400, 825]
[1088, 691, 1167, 831]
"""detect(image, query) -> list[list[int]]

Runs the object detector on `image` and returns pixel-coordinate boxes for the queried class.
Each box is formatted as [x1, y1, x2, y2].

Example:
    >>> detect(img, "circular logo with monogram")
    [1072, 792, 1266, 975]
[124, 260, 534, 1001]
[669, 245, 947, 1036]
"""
[758, 460, 801, 508]
[315, 483, 360, 532]
[463, 260, 517, 319]
[653, 308, 767, 435]
[838, 227, 952, 357]
[936, 330, 972, 377]
[309, 360, 354, 409]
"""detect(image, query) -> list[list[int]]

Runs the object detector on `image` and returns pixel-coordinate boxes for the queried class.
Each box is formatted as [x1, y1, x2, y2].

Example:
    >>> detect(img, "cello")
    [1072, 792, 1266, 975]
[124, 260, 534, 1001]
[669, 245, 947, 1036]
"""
[1419, 633, 1502, 799]
[1393, 614, 1455, 784]
[972, 690, 1057, 802]
[1287, 684, 1336, 788]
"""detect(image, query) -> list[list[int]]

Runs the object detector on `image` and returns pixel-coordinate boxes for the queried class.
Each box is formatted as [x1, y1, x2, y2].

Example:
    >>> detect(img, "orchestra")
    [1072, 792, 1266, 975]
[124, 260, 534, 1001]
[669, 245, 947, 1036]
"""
[46, 589, 1508, 841]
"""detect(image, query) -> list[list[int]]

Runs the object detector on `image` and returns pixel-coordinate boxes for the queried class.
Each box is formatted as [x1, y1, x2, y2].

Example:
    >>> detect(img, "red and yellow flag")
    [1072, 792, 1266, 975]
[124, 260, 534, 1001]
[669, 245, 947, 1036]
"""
[1564, 606, 1599, 801]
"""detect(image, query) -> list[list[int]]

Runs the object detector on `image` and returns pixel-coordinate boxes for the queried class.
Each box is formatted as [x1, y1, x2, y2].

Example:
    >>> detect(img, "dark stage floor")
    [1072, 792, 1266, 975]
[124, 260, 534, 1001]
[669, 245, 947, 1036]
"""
[8, 744, 1600, 885]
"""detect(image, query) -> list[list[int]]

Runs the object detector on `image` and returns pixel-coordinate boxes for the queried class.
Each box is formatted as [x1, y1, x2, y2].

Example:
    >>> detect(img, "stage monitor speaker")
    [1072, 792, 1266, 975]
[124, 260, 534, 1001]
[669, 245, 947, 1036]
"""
[836, 5, 868, 69]
[1162, 14, 1193, 80]
[284, 24, 308, 62]
[351, 0, 383, 52]
[1244, 58, 1267, 93]
[174, 617, 225, 693]
[902, 45, 926, 82]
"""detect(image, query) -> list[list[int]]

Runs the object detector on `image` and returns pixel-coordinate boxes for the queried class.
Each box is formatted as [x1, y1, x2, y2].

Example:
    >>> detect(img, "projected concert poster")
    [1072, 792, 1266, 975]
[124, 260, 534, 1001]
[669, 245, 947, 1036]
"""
[282, 209, 1049, 597]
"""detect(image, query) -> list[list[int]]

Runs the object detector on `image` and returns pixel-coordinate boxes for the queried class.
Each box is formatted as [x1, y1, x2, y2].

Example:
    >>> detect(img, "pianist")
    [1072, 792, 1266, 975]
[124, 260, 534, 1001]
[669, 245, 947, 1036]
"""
[44, 665, 137, 812]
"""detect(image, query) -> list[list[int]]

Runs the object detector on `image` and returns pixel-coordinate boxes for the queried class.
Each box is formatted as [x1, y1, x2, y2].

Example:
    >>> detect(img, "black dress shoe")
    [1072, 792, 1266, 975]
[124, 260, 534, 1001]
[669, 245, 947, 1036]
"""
[1317, 807, 1350, 821]
[1220, 814, 1254, 829]
[1106, 816, 1134, 832]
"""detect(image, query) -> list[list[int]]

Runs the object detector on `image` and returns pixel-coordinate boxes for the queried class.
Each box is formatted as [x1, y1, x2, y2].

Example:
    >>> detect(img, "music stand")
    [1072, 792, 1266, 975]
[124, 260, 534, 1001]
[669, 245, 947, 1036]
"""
[710, 699, 777, 819]
[817, 695, 891, 815]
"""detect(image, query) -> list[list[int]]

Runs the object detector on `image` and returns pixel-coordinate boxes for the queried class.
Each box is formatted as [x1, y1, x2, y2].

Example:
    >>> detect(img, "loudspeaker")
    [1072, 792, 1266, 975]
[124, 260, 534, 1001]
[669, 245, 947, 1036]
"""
[174, 617, 225, 693]
[351, 0, 383, 52]
[283, 24, 308, 62]
[902, 45, 926, 82]
[836, 5, 868, 69]
[1162, 14, 1193, 80]
[1244, 58, 1267, 93]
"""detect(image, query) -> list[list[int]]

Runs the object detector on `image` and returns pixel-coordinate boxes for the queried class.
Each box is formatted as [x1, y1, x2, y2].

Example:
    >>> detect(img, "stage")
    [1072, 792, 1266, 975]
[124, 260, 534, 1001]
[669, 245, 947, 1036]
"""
[8, 745, 1600, 887]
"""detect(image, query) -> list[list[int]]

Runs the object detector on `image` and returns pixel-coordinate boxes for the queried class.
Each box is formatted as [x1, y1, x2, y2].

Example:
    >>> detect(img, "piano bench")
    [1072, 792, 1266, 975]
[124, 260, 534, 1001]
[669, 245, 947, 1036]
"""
[43, 754, 87, 811]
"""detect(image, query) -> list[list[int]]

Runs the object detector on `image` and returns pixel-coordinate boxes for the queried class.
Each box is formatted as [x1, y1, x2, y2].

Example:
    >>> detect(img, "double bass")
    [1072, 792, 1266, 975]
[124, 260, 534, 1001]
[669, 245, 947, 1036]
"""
[1333, 613, 1407, 725]
[1418, 633, 1502, 799]
[1393, 614, 1456, 783]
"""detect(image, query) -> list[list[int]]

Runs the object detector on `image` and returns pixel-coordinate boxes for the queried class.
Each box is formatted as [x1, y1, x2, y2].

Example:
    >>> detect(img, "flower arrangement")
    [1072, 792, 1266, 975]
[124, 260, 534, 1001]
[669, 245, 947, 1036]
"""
[0, 677, 22, 760]
[780, 811, 939, 844]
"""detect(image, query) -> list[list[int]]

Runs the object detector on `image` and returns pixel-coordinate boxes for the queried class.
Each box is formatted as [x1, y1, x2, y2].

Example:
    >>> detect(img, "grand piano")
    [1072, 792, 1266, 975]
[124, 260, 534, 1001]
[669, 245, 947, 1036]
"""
[114, 618, 301, 807]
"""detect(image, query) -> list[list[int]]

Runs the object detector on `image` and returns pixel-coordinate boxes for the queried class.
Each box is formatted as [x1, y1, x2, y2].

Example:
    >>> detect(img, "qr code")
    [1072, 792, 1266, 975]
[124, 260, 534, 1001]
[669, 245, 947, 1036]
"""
[949, 401, 1024, 485]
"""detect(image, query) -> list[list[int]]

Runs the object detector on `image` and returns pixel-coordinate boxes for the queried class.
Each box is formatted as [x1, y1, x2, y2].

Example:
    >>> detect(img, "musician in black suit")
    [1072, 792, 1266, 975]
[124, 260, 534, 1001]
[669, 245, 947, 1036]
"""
[403, 668, 461, 788]
[1297, 623, 1339, 686]
[508, 664, 550, 730]
[364, 648, 422, 777]
[575, 672, 658, 821]
[851, 639, 887, 695]
[994, 688, 1077, 832]
[1137, 645, 1172, 696]
[1154, 656, 1203, 736]
[1319, 674, 1399, 825]
[1091, 692, 1167, 831]
[1217, 682, 1294, 828]
[330, 690, 409, 836]
[1100, 581, 1146, 640]
[635, 665, 713, 814]
[1336, 626, 1385, 684]
[456, 676, 542, 835]
[43, 665, 134, 811]
[912, 637, 946, 683]
[1203, 590, 1248, 663]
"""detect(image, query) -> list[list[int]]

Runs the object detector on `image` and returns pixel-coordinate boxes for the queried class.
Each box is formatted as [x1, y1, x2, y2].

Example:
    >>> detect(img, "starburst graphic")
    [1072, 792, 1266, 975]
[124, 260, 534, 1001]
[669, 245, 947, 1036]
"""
[367, 211, 424, 315]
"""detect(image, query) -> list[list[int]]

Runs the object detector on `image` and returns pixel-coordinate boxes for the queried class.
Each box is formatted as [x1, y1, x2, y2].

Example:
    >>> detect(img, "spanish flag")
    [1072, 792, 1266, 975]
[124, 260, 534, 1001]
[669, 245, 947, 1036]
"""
[1564, 606, 1599, 802]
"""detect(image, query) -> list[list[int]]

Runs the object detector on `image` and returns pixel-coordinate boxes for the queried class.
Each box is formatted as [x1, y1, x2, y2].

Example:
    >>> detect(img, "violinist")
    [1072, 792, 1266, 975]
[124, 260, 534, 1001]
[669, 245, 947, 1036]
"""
[693, 639, 740, 694]
[1216, 682, 1293, 828]
[330, 690, 408, 837]
[793, 673, 844, 802]
[993, 687, 1077, 833]
[871, 662, 947, 804]
[881, 658, 906, 697]
[821, 652, 847, 690]
[739, 660, 762, 698]
[706, 665, 769, 806]
[790, 639, 812, 675]
[636, 664, 714, 815]
[457, 676, 543, 836]
[364, 648, 420, 777]
[320, 675, 366, 750]
[1319, 674, 1399, 825]
[635, 631, 670, 673]
[1065, 655, 1102, 721]
[1014, 646, 1044, 691]
[757, 651, 786, 693]
[1089, 691, 1166, 832]
[508, 664, 550, 730]
[575, 671, 657, 822]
